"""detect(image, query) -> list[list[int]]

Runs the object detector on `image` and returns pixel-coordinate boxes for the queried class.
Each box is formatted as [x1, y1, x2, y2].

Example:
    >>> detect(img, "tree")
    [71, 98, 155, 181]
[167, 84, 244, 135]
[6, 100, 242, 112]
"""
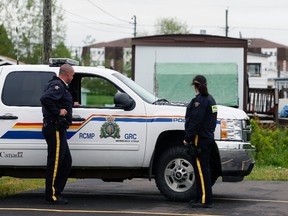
[81, 35, 96, 66]
[52, 42, 72, 58]
[0, 24, 16, 58]
[155, 17, 190, 35]
[0, 0, 70, 64]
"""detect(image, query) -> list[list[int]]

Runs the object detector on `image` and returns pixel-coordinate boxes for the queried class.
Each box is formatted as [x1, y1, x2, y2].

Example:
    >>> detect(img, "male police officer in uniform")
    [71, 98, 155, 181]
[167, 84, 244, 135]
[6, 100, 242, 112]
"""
[41, 64, 75, 204]
[183, 75, 218, 208]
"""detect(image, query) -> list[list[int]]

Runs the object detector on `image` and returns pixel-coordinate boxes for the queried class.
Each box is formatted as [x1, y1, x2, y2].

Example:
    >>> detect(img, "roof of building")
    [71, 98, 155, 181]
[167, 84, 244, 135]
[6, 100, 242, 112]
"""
[132, 34, 247, 48]
[247, 52, 270, 58]
[85, 36, 288, 50]
[0, 55, 24, 65]
[246, 38, 288, 48]
[86, 38, 132, 49]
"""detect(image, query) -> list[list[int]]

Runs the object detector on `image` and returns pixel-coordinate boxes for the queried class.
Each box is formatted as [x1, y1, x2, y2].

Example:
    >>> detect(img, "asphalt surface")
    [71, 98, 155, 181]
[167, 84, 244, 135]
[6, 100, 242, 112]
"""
[0, 179, 287, 216]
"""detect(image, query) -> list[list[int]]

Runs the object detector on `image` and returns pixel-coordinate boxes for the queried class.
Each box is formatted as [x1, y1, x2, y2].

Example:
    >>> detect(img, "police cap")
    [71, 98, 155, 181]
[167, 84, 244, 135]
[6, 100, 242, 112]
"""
[192, 75, 207, 86]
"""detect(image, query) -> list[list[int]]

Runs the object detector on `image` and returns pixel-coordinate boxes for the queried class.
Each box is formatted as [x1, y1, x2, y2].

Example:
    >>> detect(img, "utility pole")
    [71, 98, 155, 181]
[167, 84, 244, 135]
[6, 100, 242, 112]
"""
[132, 15, 137, 37]
[43, 0, 52, 64]
[225, 9, 229, 37]
[16, 27, 19, 65]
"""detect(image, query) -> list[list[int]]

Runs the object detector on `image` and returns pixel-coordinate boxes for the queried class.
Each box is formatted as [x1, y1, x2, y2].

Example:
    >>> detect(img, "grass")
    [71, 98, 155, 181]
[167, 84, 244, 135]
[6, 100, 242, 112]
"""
[0, 166, 287, 198]
[86, 94, 114, 106]
[0, 177, 45, 198]
[245, 165, 288, 181]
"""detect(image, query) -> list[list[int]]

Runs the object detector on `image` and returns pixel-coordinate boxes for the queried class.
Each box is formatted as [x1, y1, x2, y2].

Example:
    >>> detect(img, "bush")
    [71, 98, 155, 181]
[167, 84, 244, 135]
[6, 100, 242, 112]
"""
[250, 119, 288, 168]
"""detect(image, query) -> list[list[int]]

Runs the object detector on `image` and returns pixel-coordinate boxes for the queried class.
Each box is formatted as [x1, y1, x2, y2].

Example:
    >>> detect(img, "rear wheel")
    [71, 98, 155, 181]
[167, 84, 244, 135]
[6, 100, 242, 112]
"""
[155, 146, 196, 201]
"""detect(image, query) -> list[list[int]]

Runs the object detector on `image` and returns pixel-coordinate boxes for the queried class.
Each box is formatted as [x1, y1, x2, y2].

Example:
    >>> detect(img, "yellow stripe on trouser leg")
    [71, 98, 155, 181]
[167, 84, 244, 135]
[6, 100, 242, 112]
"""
[194, 135, 206, 204]
[52, 130, 60, 201]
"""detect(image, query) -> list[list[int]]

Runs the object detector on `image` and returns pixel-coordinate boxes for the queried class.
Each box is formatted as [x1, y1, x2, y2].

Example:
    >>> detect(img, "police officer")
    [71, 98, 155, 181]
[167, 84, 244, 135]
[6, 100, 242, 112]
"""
[41, 64, 75, 204]
[183, 75, 218, 208]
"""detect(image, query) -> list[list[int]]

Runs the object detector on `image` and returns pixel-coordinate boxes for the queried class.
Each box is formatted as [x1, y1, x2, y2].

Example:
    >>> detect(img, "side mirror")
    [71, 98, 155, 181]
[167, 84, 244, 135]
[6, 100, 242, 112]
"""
[114, 92, 135, 111]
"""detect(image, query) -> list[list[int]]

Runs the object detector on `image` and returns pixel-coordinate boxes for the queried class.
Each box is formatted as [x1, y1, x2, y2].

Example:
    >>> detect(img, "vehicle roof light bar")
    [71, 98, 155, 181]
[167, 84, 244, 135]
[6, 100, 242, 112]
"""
[49, 58, 79, 67]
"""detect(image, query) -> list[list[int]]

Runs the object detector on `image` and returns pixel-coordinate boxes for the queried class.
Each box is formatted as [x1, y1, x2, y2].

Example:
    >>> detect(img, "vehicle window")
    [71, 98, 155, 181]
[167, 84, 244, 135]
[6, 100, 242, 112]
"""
[113, 72, 157, 104]
[2, 71, 55, 106]
[80, 76, 119, 107]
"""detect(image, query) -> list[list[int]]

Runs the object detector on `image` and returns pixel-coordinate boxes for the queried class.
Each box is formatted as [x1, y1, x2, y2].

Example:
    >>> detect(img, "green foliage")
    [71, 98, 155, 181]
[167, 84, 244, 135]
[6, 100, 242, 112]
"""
[81, 35, 96, 66]
[86, 94, 114, 106]
[123, 50, 132, 77]
[155, 17, 190, 35]
[52, 42, 72, 58]
[82, 77, 117, 97]
[0, 0, 70, 64]
[250, 119, 288, 168]
[0, 24, 16, 58]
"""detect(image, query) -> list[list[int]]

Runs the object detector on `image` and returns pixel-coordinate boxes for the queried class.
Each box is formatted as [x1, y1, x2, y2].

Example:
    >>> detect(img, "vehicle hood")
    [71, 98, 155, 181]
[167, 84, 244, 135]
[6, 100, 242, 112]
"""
[217, 105, 249, 119]
[146, 103, 248, 120]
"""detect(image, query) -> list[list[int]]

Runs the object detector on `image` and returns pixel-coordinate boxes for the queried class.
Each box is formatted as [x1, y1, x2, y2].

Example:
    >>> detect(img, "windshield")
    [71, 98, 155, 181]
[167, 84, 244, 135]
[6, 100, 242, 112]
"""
[113, 73, 157, 104]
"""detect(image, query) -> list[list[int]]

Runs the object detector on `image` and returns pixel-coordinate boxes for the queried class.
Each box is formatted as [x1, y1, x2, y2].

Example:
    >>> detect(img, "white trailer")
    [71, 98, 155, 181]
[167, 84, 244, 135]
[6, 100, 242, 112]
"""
[131, 34, 248, 110]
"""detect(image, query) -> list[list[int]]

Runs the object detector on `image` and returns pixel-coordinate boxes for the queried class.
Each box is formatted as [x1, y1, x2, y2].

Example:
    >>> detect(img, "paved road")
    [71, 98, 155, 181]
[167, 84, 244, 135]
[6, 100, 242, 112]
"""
[0, 179, 287, 216]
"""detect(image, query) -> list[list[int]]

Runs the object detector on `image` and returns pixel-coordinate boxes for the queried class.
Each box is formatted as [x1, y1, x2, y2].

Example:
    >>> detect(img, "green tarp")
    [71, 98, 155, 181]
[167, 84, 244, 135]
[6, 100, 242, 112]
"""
[156, 63, 238, 106]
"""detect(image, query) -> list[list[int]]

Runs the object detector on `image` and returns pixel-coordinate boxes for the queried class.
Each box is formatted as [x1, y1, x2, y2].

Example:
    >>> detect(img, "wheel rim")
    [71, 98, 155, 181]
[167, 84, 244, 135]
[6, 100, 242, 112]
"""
[164, 158, 195, 192]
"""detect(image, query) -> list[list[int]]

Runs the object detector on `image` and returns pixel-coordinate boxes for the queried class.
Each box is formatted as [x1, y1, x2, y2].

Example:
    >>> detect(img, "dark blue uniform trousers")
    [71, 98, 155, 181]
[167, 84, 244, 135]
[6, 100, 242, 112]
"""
[42, 123, 72, 201]
[192, 136, 214, 205]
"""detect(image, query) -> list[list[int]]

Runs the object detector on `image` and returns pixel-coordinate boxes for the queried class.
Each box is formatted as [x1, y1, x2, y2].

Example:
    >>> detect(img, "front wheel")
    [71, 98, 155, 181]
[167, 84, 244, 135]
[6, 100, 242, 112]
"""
[155, 146, 196, 201]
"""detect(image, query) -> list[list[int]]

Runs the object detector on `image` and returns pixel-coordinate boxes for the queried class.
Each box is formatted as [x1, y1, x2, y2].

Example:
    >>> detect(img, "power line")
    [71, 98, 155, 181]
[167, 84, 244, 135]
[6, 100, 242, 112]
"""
[55, 5, 131, 30]
[55, 3, 135, 38]
[68, 19, 132, 35]
[188, 25, 288, 32]
[86, 0, 131, 24]
[68, 18, 131, 30]
[232, 26, 288, 32]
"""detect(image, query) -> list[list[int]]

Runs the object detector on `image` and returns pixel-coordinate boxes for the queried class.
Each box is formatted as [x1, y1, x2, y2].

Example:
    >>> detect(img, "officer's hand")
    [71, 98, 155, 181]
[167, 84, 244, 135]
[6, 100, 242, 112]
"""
[59, 109, 67, 116]
[73, 101, 81, 107]
[183, 140, 189, 146]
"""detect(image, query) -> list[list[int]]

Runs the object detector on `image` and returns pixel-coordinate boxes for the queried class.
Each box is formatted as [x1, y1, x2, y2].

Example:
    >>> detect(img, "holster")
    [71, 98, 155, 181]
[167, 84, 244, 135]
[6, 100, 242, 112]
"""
[54, 117, 70, 130]
[187, 145, 202, 157]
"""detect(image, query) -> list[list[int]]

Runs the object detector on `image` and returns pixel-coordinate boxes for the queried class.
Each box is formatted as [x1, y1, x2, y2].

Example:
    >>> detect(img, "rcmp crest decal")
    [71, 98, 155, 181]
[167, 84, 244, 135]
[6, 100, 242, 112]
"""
[100, 116, 120, 139]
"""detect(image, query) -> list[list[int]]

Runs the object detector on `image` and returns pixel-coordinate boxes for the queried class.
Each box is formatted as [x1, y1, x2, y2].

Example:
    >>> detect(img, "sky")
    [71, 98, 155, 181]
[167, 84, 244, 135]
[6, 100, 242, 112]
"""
[58, 0, 288, 48]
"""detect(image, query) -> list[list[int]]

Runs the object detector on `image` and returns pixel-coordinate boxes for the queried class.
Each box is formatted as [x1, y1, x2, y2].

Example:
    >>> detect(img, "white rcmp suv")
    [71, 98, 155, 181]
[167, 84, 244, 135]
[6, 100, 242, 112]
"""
[0, 58, 254, 201]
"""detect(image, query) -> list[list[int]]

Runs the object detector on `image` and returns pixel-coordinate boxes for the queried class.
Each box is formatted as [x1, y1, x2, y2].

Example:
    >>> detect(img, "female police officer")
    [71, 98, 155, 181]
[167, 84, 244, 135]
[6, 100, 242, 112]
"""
[183, 75, 218, 208]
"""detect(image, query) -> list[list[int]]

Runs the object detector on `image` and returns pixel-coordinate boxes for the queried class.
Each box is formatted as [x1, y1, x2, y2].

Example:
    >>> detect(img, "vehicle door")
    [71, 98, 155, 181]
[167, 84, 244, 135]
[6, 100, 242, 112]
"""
[68, 73, 147, 167]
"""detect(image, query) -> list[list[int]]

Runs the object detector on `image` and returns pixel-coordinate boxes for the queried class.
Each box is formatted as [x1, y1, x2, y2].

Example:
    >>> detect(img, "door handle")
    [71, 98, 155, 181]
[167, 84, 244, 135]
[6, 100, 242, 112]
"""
[0, 113, 18, 120]
[72, 115, 86, 122]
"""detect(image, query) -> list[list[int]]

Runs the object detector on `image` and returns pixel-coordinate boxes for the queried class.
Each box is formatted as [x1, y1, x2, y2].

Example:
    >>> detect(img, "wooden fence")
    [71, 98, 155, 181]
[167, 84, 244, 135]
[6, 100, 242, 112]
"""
[246, 88, 288, 126]
[247, 88, 276, 115]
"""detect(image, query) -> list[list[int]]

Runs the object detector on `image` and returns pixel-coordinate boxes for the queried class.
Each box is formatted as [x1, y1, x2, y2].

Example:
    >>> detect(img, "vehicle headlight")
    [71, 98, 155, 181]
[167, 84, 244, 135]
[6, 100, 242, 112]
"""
[220, 119, 243, 141]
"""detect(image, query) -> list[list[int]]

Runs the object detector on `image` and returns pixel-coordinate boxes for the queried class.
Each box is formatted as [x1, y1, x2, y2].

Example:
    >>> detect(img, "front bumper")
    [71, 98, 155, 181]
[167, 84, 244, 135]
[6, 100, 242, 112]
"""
[217, 141, 255, 181]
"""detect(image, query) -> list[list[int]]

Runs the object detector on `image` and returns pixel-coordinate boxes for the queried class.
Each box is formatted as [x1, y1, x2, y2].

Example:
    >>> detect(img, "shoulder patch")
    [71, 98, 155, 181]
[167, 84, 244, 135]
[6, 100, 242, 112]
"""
[54, 85, 60, 90]
[194, 102, 200, 107]
[211, 105, 218, 113]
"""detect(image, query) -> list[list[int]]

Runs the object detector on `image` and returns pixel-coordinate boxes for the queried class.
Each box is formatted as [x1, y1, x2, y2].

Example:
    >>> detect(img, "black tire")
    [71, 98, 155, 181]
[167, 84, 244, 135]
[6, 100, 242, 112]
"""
[155, 146, 196, 201]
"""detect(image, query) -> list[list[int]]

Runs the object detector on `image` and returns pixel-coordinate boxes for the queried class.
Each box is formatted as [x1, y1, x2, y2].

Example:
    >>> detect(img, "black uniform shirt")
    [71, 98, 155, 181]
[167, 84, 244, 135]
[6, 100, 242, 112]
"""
[40, 76, 73, 124]
[184, 93, 218, 143]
